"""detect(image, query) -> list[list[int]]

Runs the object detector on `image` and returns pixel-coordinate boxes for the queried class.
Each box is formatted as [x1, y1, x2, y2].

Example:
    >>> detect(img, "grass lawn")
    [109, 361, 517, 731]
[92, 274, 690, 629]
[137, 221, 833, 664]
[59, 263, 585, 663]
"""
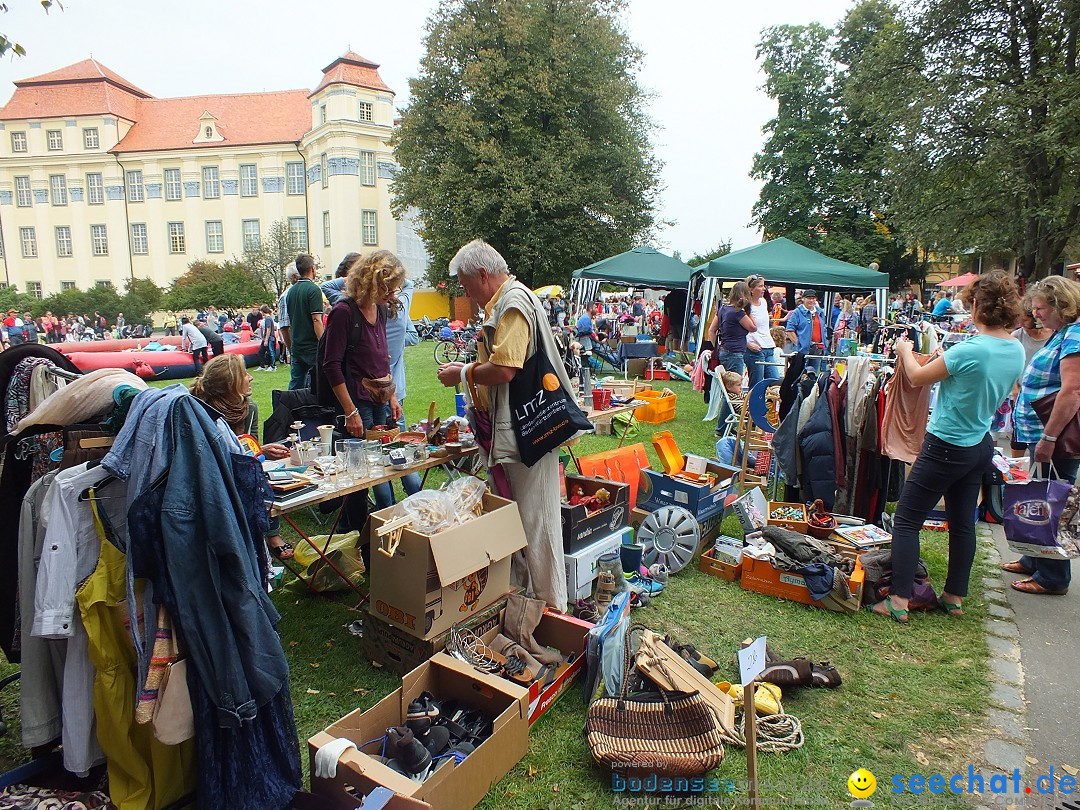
[0, 342, 993, 809]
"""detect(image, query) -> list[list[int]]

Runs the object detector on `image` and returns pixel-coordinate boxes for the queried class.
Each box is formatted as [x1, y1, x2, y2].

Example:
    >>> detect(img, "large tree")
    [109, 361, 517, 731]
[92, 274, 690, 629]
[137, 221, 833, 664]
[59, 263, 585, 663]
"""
[855, 0, 1079, 278]
[392, 0, 661, 289]
[243, 219, 295, 297]
[165, 260, 270, 310]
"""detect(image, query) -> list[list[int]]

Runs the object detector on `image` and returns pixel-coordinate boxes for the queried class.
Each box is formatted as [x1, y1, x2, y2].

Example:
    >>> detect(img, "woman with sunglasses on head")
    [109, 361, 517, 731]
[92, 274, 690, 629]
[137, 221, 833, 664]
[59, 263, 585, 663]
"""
[744, 274, 780, 388]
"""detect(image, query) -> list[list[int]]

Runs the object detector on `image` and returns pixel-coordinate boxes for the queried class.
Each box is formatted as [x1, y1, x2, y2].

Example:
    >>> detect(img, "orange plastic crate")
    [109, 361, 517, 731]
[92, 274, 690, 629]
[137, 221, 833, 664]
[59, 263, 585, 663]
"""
[634, 390, 676, 424]
[741, 556, 864, 611]
[699, 548, 742, 582]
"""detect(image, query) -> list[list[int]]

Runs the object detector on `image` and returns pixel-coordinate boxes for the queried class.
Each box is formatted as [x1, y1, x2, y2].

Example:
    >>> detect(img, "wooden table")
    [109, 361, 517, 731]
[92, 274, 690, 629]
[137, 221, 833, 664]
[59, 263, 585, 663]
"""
[269, 446, 480, 600]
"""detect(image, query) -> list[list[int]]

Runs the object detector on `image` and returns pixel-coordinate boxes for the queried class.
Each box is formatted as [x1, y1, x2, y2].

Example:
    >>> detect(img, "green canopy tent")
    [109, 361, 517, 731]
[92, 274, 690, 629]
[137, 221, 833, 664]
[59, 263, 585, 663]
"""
[696, 237, 890, 289]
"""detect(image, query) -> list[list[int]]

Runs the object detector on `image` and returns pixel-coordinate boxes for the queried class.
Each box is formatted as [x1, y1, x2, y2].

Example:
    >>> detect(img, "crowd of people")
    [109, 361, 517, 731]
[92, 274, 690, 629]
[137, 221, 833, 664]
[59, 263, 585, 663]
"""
[0, 309, 144, 346]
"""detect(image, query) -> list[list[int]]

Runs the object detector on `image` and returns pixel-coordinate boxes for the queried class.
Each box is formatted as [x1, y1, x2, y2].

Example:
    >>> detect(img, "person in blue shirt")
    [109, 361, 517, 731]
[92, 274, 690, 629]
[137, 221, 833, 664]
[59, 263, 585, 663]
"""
[322, 252, 360, 306]
[784, 290, 828, 367]
[932, 292, 954, 317]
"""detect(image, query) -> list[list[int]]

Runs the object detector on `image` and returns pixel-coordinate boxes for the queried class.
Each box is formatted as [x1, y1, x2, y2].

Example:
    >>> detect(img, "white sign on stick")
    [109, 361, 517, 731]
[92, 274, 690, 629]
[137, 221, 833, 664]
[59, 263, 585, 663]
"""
[739, 636, 768, 687]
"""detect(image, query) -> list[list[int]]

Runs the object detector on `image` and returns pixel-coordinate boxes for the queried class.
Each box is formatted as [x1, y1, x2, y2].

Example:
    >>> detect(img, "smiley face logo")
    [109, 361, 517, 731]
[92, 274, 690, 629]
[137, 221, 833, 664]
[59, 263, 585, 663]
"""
[848, 768, 877, 799]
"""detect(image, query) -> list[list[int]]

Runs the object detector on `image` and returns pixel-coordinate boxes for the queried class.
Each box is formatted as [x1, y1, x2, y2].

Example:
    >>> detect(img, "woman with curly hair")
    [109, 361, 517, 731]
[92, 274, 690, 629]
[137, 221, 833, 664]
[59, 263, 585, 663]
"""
[323, 250, 420, 508]
[190, 353, 295, 558]
[868, 270, 1026, 622]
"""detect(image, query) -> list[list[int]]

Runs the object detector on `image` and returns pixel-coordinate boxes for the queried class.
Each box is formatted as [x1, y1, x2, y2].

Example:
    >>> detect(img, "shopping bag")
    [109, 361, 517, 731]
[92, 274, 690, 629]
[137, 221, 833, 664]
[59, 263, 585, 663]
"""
[1003, 474, 1080, 560]
[508, 346, 592, 467]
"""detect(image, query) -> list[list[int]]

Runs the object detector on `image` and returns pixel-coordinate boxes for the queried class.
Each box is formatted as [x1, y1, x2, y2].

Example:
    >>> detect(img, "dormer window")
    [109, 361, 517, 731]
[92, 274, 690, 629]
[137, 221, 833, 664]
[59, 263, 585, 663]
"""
[193, 111, 224, 144]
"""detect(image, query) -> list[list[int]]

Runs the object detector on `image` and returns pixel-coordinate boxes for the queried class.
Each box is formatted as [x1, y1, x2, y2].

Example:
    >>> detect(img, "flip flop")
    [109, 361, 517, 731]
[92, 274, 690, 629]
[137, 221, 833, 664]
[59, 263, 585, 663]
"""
[269, 541, 294, 560]
[1010, 578, 1068, 596]
[1000, 560, 1033, 575]
[938, 595, 964, 616]
[865, 598, 909, 624]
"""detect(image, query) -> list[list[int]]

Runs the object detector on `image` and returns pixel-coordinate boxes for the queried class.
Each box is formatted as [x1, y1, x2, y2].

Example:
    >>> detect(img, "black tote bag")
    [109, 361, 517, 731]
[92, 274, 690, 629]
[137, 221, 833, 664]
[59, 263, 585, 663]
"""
[508, 347, 592, 467]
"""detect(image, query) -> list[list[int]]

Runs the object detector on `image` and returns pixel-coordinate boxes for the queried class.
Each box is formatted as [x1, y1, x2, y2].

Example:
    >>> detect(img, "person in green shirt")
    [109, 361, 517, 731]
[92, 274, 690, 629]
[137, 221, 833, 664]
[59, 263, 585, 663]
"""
[284, 254, 325, 390]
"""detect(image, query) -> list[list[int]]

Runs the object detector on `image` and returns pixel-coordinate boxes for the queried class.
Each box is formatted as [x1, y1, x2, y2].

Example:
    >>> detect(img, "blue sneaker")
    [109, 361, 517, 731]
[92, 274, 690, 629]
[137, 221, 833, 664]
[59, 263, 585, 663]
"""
[625, 571, 664, 596]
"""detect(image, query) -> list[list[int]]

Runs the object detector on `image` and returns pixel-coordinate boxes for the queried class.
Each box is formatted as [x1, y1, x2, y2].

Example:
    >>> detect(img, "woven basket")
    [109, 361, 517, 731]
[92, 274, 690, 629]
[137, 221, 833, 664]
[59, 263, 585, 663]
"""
[585, 623, 724, 777]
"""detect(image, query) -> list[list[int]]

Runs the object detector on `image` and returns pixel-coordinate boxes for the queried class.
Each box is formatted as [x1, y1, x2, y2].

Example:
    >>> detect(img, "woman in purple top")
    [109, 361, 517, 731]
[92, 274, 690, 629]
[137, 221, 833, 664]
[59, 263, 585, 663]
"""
[707, 281, 756, 375]
[323, 251, 406, 439]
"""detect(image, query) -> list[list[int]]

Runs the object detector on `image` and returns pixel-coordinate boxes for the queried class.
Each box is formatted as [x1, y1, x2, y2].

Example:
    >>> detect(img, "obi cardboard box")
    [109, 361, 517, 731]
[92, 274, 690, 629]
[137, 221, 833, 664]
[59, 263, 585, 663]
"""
[369, 494, 527, 640]
[309, 653, 529, 810]
[561, 474, 631, 553]
[639, 460, 740, 521]
[565, 526, 633, 601]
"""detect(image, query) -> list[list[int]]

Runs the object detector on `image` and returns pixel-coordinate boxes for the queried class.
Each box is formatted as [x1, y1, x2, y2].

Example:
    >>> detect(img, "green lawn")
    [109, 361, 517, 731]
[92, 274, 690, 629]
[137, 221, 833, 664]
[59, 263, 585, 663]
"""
[0, 342, 993, 809]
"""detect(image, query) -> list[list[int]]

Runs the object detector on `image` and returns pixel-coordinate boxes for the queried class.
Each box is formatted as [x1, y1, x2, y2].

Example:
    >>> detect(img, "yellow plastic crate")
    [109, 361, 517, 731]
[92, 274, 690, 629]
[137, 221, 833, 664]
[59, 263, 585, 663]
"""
[635, 390, 676, 424]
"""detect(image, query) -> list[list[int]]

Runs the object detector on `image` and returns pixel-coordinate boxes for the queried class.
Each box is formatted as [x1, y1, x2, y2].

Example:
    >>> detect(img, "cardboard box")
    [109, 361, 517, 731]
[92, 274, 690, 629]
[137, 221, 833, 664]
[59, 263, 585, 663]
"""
[623, 325, 639, 337]
[362, 594, 511, 676]
[741, 556, 865, 612]
[309, 653, 529, 810]
[620, 335, 638, 345]
[561, 474, 631, 553]
[699, 547, 742, 581]
[599, 379, 651, 401]
[369, 494, 527, 640]
[478, 609, 590, 725]
[732, 487, 769, 535]
[565, 527, 633, 601]
[625, 358, 648, 377]
[639, 460, 740, 521]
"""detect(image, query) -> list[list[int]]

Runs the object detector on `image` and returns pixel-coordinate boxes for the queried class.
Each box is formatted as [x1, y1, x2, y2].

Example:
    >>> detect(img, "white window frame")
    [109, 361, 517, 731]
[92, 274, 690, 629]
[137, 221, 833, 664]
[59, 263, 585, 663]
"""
[49, 174, 67, 206]
[96, 280, 113, 290]
[20, 227, 37, 258]
[288, 216, 308, 251]
[130, 223, 148, 255]
[83, 128, 99, 149]
[202, 166, 220, 199]
[361, 210, 378, 246]
[286, 162, 305, 195]
[320, 154, 328, 189]
[10, 131, 26, 153]
[323, 210, 331, 247]
[90, 224, 108, 256]
[241, 219, 260, 252]
[26, 281, 42, 300]
[358, 101, 373, 122]
[46, 129, 63, 150]
[239, 163, 258, 197]
[55, 225, 73, 257]
[168, 222, 186, 254]
[360, 151, 376, 186]
[320, 104, 327, 124]
[86, 173, 104, 205]
[126, 169, 144, 202]
[164, 168, 182, 201]
[61, 280, 76, 291]
[15, 176, 32, 207]
[206, 220, 224, 254]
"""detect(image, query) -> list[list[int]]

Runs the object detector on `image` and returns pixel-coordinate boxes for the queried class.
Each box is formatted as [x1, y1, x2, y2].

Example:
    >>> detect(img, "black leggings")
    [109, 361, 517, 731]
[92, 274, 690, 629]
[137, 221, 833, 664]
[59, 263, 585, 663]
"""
[890, 432, 992, 599]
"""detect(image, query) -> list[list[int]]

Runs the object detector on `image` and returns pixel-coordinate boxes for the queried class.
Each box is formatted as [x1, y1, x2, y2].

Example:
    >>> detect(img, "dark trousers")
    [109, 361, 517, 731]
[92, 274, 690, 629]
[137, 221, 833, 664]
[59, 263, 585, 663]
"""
[288, 354, 314, 391]
[191, 346, 209, 373]
[1019, 456, 1080, 591]
[209, 340, 224, 357]
[890, 432, 992, 599]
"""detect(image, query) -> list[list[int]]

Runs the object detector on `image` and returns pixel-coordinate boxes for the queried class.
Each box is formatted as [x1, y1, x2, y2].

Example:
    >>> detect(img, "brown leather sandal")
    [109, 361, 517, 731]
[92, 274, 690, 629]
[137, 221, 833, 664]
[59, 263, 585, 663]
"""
[1010, 578, 1068, 596]
[1000, 560, 1033, 575]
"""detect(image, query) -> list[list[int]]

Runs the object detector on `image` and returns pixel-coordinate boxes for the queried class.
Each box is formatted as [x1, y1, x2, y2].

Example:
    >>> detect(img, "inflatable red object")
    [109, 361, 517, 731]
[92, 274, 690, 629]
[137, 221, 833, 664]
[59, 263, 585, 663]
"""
[65, 341, 260, 380]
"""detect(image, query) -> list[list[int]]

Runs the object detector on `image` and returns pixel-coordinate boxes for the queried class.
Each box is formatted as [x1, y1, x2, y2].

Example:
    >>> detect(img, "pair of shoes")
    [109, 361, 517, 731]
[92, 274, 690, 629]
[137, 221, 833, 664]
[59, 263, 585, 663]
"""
[625, 571, 664, 596]
[663, 637, 718, 677]
[1010, 578, 1068, 596]
[716, 681, 783, 715]
[810, 661, 842, 688]
[268, 540, 294, 560]
[757, 658, 814, 687]
[938, 595, 964, 616]
[1001, 560, 1033, 575]
[386, 726, 430, 775]
[574, 599, 600, 624]
[865, 598, 909, 623]
[406, 691, 440, 733]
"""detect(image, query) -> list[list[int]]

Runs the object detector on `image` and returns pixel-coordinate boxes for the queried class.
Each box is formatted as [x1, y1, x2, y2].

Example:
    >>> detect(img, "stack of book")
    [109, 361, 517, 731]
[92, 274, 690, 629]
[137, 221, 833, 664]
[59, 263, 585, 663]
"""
[828, 523, 892, 558]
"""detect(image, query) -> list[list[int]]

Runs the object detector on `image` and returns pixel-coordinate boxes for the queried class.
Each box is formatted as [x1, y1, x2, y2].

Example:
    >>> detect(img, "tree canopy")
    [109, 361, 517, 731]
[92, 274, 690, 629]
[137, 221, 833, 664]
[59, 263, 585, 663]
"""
[165, 260, 271, 311]
[391, 0, 661, 288]
[0, 276, 161, 325]
[243, 219, 295, 297]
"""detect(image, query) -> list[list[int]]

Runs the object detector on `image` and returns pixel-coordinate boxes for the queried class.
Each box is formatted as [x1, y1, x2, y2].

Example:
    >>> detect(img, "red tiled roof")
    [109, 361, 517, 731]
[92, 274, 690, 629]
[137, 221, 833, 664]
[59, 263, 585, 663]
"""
[16, 58, 153, 98]
[0, 59, 151, 121]
[310, 51, 393, 97]
[112, 90, 311, 153]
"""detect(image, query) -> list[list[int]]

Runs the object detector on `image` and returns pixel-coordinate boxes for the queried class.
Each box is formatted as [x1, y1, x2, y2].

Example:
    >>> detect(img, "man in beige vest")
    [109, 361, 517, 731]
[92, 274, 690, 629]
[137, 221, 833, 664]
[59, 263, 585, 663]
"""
[437, 239, 570, 610]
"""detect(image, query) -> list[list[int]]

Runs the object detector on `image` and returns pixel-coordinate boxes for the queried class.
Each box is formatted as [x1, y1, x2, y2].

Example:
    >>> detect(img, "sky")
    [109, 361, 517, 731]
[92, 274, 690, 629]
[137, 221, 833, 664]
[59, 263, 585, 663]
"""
[0, 0, 854, 258]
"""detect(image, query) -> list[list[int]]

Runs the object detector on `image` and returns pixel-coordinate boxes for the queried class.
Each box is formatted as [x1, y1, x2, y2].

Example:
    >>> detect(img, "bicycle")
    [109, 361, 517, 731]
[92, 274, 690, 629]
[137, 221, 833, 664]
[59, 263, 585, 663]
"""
[434, 331, 479, 364]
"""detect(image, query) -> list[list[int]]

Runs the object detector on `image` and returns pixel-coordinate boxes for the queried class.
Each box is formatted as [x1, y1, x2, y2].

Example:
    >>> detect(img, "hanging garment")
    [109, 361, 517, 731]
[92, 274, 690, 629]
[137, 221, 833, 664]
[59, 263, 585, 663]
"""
[778, 352, 807, 422]
[12, 368, 147, 438]
[881, 353, 933, 464]
[76, 497, 194, 810]
[827, 370, 848, 492]
[798, 378, 837, 510]
[844, 356, 873, 437]
[771, 386, 805, 485]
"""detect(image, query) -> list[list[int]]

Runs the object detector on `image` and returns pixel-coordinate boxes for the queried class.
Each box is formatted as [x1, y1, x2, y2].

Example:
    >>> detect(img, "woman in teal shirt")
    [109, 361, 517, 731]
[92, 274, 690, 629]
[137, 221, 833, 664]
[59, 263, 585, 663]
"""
[869, 271, 1025, 622]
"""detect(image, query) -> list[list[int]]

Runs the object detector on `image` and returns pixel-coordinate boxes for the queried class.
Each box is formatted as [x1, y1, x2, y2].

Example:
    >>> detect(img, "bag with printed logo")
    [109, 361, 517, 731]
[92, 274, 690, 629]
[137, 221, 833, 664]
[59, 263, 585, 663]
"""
[1003, 472, 1080, 560]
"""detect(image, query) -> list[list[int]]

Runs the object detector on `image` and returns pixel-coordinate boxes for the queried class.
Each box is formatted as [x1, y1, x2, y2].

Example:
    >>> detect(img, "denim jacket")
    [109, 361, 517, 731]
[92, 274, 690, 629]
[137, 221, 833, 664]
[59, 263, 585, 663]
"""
[159, 396, 288, 727]
[785, 305, 827, 353]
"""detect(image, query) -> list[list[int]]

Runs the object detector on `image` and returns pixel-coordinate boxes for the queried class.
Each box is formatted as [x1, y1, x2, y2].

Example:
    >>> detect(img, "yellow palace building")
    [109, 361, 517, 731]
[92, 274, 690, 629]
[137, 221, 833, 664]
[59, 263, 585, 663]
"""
[0, 52, 429, 299]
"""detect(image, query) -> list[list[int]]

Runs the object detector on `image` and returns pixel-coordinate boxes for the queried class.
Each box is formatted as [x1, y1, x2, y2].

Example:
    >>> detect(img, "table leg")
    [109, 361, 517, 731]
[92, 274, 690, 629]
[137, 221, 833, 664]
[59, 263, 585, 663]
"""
[617, 410, 636, 448]
[564, 445, 579, 474]
[280, 503, 368, 602]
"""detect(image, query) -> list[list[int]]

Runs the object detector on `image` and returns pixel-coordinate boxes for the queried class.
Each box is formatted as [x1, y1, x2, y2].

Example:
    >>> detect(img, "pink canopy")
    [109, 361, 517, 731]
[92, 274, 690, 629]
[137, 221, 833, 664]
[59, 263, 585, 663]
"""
[937, 272, 980, 287]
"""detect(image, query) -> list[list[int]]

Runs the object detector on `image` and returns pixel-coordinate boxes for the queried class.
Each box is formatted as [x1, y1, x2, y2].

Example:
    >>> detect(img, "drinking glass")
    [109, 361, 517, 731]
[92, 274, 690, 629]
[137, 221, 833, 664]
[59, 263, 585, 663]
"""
[315, 455, 341, 492]
[345, 440, 366, 480]
[364, 440, 383, 478]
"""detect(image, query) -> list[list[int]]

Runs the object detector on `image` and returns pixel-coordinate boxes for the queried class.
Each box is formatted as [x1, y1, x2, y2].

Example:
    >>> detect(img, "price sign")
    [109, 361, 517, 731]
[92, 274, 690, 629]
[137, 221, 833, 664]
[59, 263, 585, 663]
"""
[738, 636, 768, 687]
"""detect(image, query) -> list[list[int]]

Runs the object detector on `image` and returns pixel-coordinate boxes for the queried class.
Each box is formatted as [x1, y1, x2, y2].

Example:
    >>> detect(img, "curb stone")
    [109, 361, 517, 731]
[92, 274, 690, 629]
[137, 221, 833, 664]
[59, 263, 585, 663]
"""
[987, 709, 1024, 741]
[987, 602, 1015, 620]
[981, 564, 1030, 781]
[990, 655, 1023, 686]
[984, 619, 1019, 640]
[984, 739, 1027, 773]
[982, 576, 1005, 592]
[986, 634, 1020, 661]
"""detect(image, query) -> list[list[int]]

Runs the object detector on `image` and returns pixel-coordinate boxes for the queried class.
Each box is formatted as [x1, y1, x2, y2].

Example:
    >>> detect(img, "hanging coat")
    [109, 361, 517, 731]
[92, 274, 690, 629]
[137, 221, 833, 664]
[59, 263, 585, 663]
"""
[798, 377, 837, 510]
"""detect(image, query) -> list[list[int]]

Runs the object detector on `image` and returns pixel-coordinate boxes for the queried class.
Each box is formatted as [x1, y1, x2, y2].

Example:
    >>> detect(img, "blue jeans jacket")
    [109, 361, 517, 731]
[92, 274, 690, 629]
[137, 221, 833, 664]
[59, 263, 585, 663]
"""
[785, 306, 827, 353]
[160, 397, 289, 727]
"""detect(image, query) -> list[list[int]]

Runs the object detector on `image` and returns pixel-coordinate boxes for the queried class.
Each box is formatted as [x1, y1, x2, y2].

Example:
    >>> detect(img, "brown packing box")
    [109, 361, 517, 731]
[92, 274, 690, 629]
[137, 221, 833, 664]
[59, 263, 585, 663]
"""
[309, 653, 529, 810]
[362, 594, 513, 676]
[369, 494, 528, 640]
[561, 474, 631, 553]
[625, 358, 648, 377]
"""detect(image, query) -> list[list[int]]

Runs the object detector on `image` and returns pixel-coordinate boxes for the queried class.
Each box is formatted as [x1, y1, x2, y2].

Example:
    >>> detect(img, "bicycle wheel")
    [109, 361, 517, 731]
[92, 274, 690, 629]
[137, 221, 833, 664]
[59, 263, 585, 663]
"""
[435, 340, 460, 364]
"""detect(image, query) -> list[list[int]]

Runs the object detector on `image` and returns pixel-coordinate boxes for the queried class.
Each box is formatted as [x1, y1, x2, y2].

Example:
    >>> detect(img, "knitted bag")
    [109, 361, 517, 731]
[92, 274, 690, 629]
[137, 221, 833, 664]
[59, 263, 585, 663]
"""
[585, 623, 725, 778]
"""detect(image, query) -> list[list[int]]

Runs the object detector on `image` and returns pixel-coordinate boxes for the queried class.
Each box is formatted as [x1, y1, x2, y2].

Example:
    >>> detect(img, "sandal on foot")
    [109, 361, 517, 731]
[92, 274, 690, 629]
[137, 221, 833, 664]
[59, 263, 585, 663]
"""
[938, 595, 964, 616]
[1001, 560, 1033, 575]
[865, 599, 909, 623]
[1010, 578, 1068, 596]
[269, 541, 294, 560]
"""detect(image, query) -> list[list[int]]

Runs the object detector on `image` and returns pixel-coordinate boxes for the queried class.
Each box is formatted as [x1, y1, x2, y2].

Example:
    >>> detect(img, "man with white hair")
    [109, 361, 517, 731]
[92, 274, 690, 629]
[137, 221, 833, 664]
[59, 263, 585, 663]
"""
[276, 262, 300, 361]
[436, 239, 570, 610]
